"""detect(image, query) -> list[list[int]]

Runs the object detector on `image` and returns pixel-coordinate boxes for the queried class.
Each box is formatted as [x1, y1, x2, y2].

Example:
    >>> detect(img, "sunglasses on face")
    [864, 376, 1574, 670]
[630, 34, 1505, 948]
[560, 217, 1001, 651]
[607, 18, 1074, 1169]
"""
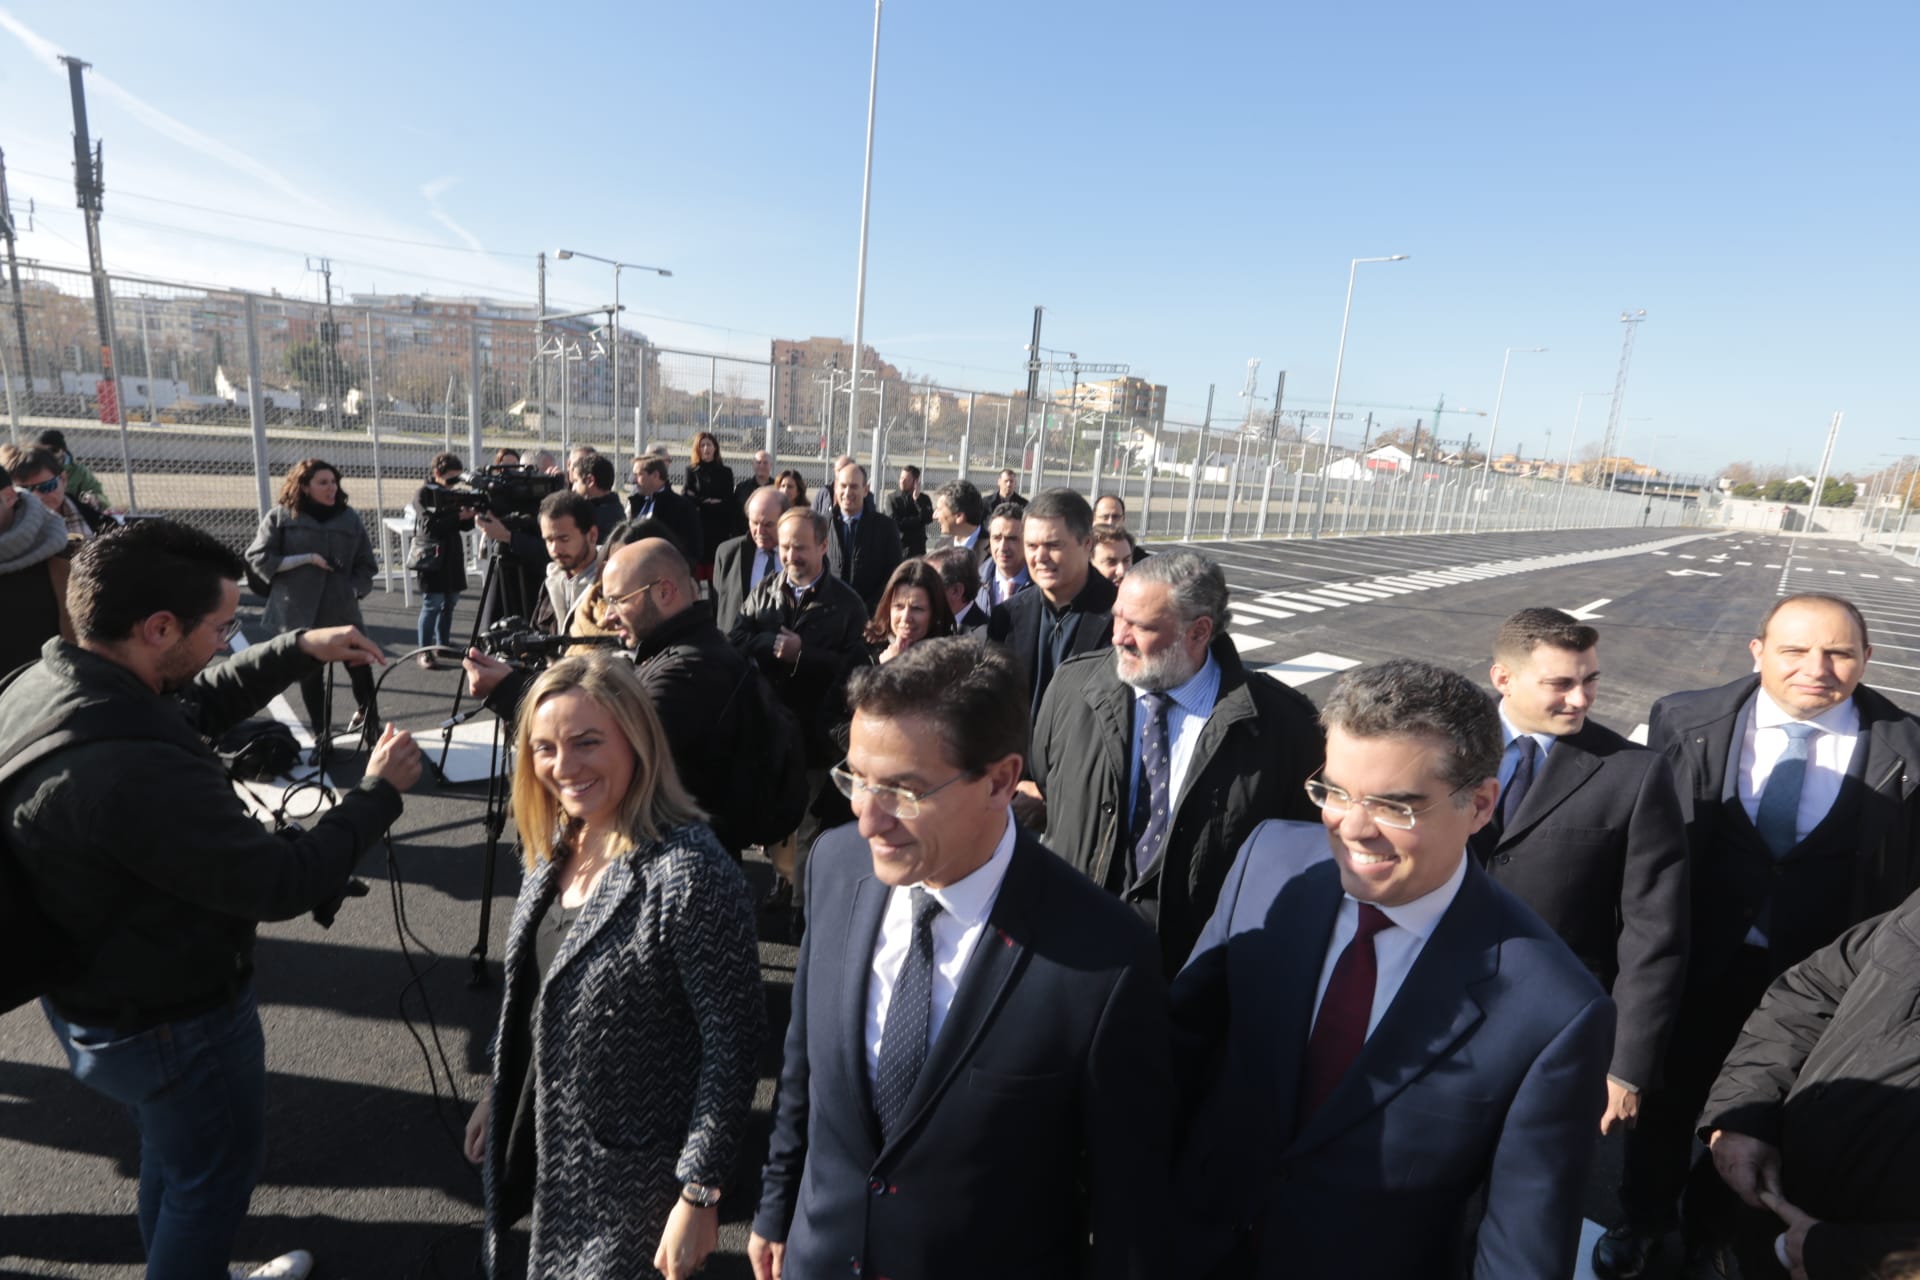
[19, 475, 61, 495]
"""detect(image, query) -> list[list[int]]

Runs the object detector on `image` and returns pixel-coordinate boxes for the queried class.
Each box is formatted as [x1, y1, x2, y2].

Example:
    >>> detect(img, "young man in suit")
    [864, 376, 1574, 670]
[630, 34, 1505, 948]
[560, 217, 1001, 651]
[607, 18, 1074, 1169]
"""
[824, 461, 902, 611]
[1602, 593, 1920, 1279]
[749, 638, 1172, 1280]
[1030, 552, 1324, 976]
[926, 545, 990, 636]
[628, 455, 703, 564]
[987, 488, 1116, 723]
[1171, 657, 1614, 1280]
[1094, 493, 1150, 564]
[982, 502, 1032, 608]
[888, 464, 935, 557]
[932, 479, 985, 555]
[712, 484, 787, 627]
[1475, 609, 1689, 1153]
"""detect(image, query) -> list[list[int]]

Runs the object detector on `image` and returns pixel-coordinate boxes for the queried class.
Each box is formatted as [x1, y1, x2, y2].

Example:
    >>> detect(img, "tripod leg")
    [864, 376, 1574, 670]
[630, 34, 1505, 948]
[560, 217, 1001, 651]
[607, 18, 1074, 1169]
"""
[440, 552, 501, 776]
[469, 716, 507, 987]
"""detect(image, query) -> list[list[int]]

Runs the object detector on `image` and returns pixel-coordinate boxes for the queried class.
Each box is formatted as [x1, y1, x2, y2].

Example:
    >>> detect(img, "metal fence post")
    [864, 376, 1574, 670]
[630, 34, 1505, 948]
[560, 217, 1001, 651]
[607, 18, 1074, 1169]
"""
[959, 392, 974, 483]
[365, 312, 385, 536]
[468, 325, 483, 467]
[635, 346, 649, 457]
[1141, 418, 1161, 538]
[243, 293, 271, 515]
[765, 359, 778, 467]
[0, 338, 20, 446]
[870, 378, 886, 474]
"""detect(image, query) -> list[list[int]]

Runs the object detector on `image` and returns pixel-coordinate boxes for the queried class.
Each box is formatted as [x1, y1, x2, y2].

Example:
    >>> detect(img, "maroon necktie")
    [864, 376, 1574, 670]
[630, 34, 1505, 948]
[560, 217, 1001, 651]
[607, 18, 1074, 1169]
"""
[1298, 903, 1394, 1121]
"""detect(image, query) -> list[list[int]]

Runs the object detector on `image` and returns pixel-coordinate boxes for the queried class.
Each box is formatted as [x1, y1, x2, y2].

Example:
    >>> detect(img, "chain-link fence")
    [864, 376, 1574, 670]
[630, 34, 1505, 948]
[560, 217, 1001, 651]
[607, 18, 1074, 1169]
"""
[0, 263, 1704, 578]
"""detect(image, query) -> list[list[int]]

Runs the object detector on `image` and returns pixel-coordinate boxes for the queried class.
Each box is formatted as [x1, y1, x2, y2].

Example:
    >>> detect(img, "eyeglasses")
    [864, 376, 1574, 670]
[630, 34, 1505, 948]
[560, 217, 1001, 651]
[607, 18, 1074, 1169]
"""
[191, 613, 243, 643]
[829, 763, 971, 819]
[1302, 768, 1471, 831]
[19, 475, 61, 495]
[603, 579, 663, 609]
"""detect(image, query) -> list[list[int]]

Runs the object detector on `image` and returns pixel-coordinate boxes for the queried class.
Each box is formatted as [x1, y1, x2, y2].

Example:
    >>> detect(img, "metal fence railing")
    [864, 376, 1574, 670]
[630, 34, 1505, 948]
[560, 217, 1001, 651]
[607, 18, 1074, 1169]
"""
[0, 262, 1705, 571]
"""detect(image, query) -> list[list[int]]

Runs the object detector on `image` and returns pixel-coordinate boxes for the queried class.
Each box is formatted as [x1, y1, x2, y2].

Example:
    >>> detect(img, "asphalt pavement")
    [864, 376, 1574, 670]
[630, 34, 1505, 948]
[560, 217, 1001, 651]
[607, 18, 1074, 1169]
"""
[4, 523, 1915, 1279]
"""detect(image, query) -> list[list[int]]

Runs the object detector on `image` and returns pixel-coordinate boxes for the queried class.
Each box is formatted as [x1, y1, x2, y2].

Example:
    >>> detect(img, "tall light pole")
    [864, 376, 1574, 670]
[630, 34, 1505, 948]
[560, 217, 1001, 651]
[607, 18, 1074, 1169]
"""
[1473, 345, 1546, 530]
[556, 249, 672, 450]
[1315, 253, 1408, 537]
[847, 0, 884, 457]
[1554, 390, 1612, 528]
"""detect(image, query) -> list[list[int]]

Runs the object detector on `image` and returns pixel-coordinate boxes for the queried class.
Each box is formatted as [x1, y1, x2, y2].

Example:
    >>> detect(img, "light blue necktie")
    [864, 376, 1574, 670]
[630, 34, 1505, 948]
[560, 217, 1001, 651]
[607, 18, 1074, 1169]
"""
[1756, 722, 1819, 856]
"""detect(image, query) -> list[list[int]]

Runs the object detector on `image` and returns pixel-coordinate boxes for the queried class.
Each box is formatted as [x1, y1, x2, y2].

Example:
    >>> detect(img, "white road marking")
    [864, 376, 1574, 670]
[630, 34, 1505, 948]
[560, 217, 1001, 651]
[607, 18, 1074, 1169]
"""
[1261, 651, 1362, 688]
[1629, 723, 1649, 745]
[1565, 598, 1611, 620]
[1259, 593, 1321, 612]
[1861, 574, 1881, 579]
[1667, 569, 1723, 577]
[1231, 633, 1274, 654]
[1231, 602, 1297, 621]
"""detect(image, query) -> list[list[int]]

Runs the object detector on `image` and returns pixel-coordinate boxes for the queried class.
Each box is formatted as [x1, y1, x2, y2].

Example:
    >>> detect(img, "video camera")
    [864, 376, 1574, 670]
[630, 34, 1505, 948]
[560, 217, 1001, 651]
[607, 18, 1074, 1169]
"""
[417, 464, 564, 520]
[478, 616, 626, 664]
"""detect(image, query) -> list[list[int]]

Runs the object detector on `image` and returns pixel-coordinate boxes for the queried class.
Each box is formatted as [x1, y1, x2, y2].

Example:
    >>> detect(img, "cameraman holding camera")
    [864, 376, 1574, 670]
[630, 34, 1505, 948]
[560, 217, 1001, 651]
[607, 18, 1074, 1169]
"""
[413, 452, 475, 670]
[0, 520, 422, 1280]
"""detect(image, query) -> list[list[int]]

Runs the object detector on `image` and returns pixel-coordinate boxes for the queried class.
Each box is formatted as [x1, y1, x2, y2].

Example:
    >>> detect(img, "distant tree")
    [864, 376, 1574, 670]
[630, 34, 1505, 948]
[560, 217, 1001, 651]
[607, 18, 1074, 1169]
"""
[286, 341, 353, 400]
[1764, 479, 1812, 503]
[1821, 477, 1856, 508]
[1722, 460, 1760, 484]
[1731, 482, 1762, 498]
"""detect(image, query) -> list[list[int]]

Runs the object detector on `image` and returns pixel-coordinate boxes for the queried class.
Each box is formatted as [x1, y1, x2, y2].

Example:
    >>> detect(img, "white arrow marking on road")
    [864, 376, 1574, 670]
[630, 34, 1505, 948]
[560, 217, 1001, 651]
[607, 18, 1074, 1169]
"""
[1736, 561, 1753, 566]
[1629, 723, 1650, 745]
[1666, 569, 1723, 577]
[1564, 598, 1611, 621]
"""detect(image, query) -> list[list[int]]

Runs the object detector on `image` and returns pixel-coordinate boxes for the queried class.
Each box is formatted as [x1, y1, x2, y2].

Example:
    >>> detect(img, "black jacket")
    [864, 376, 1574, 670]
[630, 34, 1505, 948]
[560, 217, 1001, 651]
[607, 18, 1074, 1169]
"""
[629, 485, 704, 564]
[1701, 892, 1920, 1279]
[887, 489, 935, 557]
[0, 634, 402, 1026]
[729, 571, 870, 765]
[413, 482, 476, 594]
[683, 462, 737, 563]
[824, 508, 903, 611]
[1030, 637, 1324, 975]
[988, 570, 1117, 720]
[1650, 676, 1920, 988]
[754, 821, 1173, 1280]
[711, 533, 778, 630]
[629, 601, 759, 852]
[1472, 717, 1691, 1090]
[585, 491, 626, 546]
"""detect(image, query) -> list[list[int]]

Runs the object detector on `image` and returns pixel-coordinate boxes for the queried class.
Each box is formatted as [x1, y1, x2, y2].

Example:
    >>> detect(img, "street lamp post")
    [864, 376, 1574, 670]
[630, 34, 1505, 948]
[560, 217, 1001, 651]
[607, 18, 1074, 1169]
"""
[1554, 390, 1612, 529]
[847, 0, 884, 457]
[1473, 345, 1545, 531]
[556, 249, 672, 452]
[1314, 253, 1408, 537]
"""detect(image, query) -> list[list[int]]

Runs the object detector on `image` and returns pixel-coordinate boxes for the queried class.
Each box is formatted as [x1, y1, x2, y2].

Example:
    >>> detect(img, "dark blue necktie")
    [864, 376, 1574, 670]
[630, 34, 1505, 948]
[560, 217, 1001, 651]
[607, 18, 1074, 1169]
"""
[1500, 736, 1538, 831]
[874, 888, 943, 1142]
[1757, 722, 1818, 856]
[1130, 692, 1173, 880]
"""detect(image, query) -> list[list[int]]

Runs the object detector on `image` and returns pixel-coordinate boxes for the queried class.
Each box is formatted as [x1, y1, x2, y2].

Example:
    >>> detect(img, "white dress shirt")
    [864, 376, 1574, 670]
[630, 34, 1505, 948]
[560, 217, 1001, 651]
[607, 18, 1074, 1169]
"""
[1310, 851, 1468, 1040]
[864, 813, 1019, 1086]
[1496, 710, 1558, 791]
[1127, 653, 1223, 816]
[1737, 690, 1858, 842]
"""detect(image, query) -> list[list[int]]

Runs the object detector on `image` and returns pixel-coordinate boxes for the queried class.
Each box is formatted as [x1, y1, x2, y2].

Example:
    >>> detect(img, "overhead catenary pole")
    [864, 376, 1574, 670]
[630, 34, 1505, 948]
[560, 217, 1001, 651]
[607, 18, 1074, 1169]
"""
[0, 147, 34, 417]
[846, 0, 883, 457]
[1599, 309, 1647, 492]
[1473, 345, 1546, 530]
[1801, 412, 1843, 536]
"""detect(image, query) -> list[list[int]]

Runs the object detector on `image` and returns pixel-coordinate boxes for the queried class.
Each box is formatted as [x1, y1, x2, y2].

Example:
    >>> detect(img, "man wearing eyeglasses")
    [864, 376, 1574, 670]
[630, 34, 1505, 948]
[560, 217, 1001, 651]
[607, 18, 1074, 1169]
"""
[750, 638, 1173, 1280]
[1169, 658, 1613, 1280]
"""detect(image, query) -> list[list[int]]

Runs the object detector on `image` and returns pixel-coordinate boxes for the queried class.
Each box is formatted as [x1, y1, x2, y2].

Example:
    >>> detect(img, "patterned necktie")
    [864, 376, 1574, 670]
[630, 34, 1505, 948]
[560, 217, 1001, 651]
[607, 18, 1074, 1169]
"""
[839, 517, 856, 579]
[1298, 903, 1394, 1121]
[1130, 692, 1174, 881]
[874, 888, 943, 1142]
[1757, 722, 1819, 856]
[1500, 736, 1539, 831]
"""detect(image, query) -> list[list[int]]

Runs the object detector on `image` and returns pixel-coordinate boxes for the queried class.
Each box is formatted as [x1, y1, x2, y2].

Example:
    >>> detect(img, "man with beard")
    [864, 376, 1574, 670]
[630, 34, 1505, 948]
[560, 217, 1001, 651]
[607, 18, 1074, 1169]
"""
[1028, 551, 1324, 974]
[0, 519, 420, 1280]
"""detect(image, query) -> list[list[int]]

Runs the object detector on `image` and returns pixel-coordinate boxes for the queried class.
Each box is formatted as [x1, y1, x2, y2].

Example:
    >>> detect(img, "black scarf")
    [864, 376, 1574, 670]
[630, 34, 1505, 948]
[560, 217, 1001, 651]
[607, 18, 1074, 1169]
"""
[298, 495, 347, 523]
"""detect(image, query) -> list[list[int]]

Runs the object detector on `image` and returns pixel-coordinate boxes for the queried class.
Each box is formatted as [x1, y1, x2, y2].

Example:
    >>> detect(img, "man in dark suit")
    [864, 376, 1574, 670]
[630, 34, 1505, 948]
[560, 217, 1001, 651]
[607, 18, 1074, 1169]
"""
[1031, 551, 1325, 975]
[824, 461, 902, 611]
[733, 448, 775, 508]
[1473, 609, 1689, 1148]
[1171, 658, 1615, 1280]
[1601, 593, 1920, 1279]
[1094, 493, 1151, 563]
[712, 484, 787, 627]
[932, 479, 986, 556]
[569, 452, 625, 544]
[749, 639, 1172, 1280]
[982, 502, 1033, 608]
[926, 545, 990, 636]
[995, 467, 1026, 511]
[987, 488, 1116, 722]
[627, 455, 703, 564]
[888, 464, 935, 557]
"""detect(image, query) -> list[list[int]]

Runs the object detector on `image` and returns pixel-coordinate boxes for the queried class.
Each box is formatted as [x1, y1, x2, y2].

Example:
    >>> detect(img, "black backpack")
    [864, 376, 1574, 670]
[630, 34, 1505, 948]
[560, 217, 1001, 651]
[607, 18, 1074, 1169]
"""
[712, 659, 809, 851]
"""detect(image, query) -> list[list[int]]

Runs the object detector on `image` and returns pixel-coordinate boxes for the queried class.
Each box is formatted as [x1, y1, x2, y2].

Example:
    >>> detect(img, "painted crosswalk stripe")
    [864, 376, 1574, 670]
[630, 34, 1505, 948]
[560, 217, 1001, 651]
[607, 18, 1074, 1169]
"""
[1260, 651, 1362, 688]
[1259, 594, 1321, 612]
[1230, 634, 1273, 654]
[1232, 602, 1296, 621]
[1303, 587, 1376, 602]
[1629, 723, 1649, 746]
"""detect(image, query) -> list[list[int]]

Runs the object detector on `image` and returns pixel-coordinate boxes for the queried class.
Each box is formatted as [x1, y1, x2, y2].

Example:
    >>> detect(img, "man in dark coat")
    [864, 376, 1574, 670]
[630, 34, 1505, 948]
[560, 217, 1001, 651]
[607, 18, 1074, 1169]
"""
[1697, 889, 1920, 1280]
[0, 459, 74, 675]
[1474, 609, 1690, 1148]
[627, 455, 703, 564]
[569, 452, 626, 545]
[1600, 592, 1920, 1279]
[749, 638, 1172, 1280]
[887, 464, 935, 558]
[823, 460, 901, 612]
[711, 484, 786, 628]
[1030, 551, 1324, 975]
[926, 545, 989, 636]
[994, 467, 1026, 511]
[987, 488, 1116, 721]
[1094, 493, 1151, 563]
[733, 447, 775, 508]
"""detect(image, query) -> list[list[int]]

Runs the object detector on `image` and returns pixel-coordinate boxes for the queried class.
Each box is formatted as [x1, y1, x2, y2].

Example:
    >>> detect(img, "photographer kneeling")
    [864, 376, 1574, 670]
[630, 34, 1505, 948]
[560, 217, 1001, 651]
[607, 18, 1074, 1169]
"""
[0, 519, 422, 1280]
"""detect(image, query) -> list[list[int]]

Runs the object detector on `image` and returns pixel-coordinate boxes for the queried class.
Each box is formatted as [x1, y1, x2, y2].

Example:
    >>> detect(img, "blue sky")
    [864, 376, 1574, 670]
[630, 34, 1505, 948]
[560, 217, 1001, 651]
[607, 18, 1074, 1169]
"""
[2, 0, 1914, 477]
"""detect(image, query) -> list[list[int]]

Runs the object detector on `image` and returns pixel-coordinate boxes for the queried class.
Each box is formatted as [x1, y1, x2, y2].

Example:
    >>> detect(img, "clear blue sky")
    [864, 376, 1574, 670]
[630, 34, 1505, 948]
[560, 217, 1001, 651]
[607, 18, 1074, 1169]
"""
[2, 0, 1914, 478]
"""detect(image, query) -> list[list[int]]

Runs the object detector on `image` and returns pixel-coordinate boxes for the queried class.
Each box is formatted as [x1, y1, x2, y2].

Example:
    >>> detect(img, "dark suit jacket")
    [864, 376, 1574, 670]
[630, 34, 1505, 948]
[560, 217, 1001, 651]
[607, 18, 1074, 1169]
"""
[754, 822, 1174, 1279]
[1649, 676, 1920, 988]
[711, 533, 778, 629]
[987, 571, 1117, 718]
[951, 599, 992, 638]
[728, 571, 869, 765]
[628, 485, 704, 564]
[888, 488, 935, 557]
[825, 508, 903, 611]
[1171, 821, 1614, 1280]
[1472, 717, 1689, 1089]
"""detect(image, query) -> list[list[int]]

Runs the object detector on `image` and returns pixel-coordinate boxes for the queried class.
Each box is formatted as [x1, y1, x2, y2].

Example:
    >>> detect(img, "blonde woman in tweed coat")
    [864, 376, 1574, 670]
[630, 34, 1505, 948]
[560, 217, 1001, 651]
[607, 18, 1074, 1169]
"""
[466, 655, 763, 1278]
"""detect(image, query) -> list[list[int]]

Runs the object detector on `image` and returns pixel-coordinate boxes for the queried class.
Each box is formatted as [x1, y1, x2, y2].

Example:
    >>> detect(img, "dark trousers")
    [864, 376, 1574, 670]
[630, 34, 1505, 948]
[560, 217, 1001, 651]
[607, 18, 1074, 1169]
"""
[1618, 944, 1774, 1238]
[298, 662, 376, 736]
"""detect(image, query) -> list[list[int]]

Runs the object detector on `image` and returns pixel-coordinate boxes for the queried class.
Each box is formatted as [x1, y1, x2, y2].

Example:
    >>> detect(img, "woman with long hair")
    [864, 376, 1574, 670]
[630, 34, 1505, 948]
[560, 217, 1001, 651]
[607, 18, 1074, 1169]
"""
[774, 468, 808, 511]
[681, 431, 735, 583]
[245, 457, 380, 739]
[863, 557, 955, 663]
[467, 656, 762, 1279]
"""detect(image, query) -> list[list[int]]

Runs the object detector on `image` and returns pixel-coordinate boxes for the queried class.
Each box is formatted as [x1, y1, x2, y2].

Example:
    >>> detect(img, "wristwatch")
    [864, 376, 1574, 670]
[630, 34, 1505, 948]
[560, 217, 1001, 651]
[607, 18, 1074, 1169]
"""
[681, 1182, 723, 1209]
